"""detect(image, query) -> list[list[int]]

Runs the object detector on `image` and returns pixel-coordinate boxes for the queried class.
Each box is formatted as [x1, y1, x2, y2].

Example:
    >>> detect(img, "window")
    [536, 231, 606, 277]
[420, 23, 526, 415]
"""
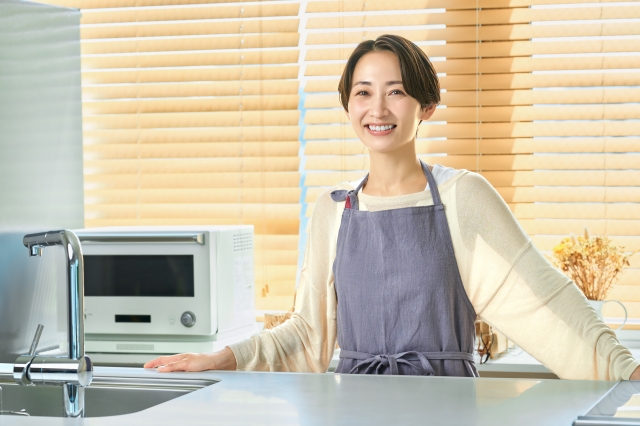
[41, 0, 640, 325]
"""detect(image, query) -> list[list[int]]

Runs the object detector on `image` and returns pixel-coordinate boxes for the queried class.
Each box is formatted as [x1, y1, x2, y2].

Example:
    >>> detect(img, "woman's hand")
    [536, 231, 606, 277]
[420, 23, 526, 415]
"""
[630, 365, 640, 381]
[143, 346, 237, 372]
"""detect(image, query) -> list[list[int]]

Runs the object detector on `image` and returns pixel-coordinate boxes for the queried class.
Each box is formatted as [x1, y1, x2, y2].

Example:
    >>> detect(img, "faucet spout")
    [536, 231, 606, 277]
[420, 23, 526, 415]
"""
[22, 230, 87, 360]
[16, 230, 92, 417]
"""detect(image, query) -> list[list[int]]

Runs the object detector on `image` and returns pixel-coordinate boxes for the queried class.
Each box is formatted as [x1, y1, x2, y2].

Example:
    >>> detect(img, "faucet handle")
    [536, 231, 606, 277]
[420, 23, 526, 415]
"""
[28, 324, 44, 356]
[13, 324, 43, 386]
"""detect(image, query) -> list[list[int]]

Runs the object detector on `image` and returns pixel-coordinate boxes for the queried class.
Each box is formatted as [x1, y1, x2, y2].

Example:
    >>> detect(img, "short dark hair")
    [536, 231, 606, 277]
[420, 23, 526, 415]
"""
[338, 34, 440, 113]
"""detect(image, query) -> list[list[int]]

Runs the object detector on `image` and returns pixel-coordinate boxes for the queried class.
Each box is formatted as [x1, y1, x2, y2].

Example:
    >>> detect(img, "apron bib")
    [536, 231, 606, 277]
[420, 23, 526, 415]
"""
[331, 161, 478, 377]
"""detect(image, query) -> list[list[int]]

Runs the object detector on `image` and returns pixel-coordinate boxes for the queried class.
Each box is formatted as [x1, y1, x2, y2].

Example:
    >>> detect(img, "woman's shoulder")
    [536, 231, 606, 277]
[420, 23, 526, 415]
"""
[310, 182, 353, 221]
[432, 164, 468, 192]
[304, 183, 353, 239]
[452, 168, 499, 194]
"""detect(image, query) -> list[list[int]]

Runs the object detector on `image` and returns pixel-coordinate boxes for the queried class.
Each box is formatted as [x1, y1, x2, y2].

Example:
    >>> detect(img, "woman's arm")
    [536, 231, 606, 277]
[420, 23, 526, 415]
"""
[452, 172, 639, 380]
[145, 187, 343, 373]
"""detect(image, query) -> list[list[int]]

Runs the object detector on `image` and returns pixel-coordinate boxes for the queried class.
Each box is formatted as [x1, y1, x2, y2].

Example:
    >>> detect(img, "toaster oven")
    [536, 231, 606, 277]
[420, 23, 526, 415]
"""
[74, 226, 255, 354]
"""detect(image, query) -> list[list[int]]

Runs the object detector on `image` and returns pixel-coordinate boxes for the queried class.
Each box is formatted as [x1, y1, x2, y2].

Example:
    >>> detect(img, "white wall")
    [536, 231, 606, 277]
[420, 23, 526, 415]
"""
[0, 0, 83, 361]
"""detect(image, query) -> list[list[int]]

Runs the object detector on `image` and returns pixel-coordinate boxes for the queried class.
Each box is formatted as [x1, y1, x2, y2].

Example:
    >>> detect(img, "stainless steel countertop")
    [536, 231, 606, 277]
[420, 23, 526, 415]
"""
[0, 364, 619, 425]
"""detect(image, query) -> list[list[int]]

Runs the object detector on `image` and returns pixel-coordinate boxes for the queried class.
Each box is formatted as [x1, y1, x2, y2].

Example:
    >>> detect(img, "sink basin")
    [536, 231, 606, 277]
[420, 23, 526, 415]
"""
[0, 373, 217, 417]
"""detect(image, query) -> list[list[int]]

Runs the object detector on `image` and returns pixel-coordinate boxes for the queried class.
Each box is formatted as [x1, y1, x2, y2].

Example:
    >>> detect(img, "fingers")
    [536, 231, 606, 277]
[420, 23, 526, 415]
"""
[157, 358, 193, 372]
[144, 353, 218, 372]
[143, 354, 188, 369]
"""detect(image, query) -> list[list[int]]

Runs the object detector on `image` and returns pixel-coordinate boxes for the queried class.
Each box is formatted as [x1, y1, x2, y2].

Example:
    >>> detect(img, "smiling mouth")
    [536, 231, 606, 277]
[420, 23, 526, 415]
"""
[366, 124, 396, 131]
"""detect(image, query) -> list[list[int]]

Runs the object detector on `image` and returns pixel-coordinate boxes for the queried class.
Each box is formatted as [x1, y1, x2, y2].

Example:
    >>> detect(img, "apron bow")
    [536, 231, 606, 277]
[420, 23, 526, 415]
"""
[343, 350, 436, 376]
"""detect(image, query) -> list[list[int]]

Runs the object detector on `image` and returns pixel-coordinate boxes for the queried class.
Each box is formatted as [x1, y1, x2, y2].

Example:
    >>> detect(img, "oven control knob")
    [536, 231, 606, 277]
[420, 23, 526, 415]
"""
[180, 311, 196, 328]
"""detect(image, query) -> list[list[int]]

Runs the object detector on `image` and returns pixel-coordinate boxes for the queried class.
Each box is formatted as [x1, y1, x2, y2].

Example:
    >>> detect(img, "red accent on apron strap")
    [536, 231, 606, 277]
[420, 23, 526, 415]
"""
[345, 197, 351, 209]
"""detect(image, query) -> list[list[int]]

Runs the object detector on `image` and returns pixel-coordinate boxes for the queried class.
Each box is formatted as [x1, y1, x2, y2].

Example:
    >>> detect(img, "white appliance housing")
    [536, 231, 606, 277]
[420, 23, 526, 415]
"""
[74, 226, 255, 354]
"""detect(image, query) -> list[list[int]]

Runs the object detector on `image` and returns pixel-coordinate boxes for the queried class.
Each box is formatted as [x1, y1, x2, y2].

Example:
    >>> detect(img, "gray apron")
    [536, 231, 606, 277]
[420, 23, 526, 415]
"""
[330, 161, 478, 377]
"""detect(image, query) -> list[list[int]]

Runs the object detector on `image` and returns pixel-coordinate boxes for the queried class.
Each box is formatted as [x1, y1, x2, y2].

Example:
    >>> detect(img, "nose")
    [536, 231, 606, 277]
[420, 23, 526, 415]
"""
[369, 94, 388, 118]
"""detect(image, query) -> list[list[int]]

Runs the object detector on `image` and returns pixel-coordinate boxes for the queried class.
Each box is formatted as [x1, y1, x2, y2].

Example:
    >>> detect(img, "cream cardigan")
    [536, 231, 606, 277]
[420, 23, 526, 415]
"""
[229, 167, 639, 380]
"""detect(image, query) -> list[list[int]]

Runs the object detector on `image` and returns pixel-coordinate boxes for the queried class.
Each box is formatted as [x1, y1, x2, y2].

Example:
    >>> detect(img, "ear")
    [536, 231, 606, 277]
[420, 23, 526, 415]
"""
[419, 104, 437, 121]
[344, 108, 350, 121]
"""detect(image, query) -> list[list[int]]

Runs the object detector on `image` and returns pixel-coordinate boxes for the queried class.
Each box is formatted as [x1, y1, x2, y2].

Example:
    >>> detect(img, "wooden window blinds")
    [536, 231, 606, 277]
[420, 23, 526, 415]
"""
[38, 0, 303, 313]
[301, 0, 640, 325]
[38, 0, 640, 324]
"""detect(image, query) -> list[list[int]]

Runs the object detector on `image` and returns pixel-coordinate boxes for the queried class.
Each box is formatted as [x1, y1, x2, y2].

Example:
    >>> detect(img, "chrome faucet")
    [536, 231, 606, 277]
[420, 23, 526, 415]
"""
[13, 230, 93, 417]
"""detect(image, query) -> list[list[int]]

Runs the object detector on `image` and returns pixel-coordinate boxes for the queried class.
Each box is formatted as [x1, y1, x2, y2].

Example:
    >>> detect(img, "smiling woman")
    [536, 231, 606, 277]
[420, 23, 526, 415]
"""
[146, 34, 640, 381]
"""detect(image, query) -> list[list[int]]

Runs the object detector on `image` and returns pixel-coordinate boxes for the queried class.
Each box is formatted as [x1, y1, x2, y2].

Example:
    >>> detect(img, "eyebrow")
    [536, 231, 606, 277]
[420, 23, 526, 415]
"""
[352, 80, 404, 87]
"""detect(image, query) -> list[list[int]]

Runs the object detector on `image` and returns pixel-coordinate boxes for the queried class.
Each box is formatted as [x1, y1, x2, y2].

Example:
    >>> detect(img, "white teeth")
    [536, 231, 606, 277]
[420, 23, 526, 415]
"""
[369, 125, 395, 131]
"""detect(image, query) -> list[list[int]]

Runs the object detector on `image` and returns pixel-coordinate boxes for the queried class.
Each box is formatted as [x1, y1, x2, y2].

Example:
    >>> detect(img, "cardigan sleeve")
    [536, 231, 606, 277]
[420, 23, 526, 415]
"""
[453, 172, 639, 380]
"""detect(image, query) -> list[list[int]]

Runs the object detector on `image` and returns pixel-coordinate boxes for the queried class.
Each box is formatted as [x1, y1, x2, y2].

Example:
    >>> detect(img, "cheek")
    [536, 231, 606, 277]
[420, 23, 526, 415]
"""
[347, 103, 365, 124]
[398, 105, 422, 127]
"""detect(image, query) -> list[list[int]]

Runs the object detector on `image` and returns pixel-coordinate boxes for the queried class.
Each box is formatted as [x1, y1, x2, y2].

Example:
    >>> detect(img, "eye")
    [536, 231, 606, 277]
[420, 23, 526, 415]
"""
[390, 89, 405, 95]
[354, 90, 369, 96]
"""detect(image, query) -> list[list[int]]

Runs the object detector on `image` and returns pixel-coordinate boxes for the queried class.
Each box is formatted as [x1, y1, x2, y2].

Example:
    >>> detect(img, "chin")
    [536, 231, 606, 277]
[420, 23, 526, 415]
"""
[362, 140, 405, 154]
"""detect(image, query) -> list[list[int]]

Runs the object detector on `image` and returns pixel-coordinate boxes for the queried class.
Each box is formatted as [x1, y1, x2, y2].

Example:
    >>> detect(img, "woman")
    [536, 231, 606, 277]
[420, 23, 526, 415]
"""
[145, 35, 640, 380]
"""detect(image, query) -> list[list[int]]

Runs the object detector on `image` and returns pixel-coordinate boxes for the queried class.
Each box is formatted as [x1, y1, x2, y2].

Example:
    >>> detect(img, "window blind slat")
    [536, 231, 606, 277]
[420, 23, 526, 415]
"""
[78, 3, 300, 25]
[305, 23, 640, 45]
[82, 19, 300, 40]
[84, 95, 300, 114]
[82, 65, 299, 84]
[83, 81, 300, 100]
[303, 154, 640, 172]
[511, 203, 640, 220]
[36, 0, 632, 13]
[497, 187, 640, 203]
[86, 172, 300, 189]
[84, 203, 300, 219]
[85, 157, 300, 173]
[84, 126, 300, 143]
[306, 7, 640, 29]
[85, 188, 301, 204]
[82, 33, 300, 55]
[84, 142, 300, 159]
[484, 171, 640, 187]
[83, 49, 300, 70]
[84, 110, 299, 129]
[304, 139, 640, 155]
[520, 219, 640, 236]
[306, 0, 638, 13]
[38, 0, 283, 9]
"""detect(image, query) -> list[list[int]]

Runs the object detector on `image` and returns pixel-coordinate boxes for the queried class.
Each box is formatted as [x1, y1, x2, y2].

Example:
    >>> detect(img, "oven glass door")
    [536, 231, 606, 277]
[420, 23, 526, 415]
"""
[84, 255, 195, 297]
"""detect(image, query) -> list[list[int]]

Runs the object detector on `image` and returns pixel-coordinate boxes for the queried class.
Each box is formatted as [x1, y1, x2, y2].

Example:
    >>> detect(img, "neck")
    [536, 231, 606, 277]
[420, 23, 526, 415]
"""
[363, 141, 429, 197]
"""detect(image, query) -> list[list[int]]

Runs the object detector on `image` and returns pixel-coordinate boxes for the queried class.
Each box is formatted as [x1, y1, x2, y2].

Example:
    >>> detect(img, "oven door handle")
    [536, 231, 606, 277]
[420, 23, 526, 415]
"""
[77, 233, 205, 245]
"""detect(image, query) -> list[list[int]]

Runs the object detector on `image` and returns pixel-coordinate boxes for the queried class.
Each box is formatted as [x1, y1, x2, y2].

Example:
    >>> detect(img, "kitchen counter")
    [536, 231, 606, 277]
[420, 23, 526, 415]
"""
[84, 322, 638, 381]
[0, 363, 621, 425]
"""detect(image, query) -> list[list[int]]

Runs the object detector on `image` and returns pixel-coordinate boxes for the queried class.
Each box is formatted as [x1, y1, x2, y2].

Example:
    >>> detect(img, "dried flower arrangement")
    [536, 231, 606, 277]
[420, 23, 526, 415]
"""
[551, 228, 633, 301]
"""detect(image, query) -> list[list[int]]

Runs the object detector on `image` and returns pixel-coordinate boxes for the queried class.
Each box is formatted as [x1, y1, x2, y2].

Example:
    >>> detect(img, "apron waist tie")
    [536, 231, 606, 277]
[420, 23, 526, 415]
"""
[340, 350, 475, 376]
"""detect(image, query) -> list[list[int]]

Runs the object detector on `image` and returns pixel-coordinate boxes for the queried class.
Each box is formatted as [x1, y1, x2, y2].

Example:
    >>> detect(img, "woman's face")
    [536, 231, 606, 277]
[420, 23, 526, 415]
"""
[346, 51, 435, 154]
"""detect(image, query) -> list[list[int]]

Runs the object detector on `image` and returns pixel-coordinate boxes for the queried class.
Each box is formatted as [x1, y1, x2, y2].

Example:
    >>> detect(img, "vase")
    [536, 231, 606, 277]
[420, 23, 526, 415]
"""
[588, 299, 628, 331]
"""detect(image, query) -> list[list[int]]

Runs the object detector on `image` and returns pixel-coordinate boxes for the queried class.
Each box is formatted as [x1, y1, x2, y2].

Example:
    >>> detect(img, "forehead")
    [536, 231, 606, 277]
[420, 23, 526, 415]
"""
[352, 51, 402, 84]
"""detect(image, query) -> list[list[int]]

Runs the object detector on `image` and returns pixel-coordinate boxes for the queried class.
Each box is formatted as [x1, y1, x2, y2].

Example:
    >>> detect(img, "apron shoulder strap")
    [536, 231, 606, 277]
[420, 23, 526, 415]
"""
[420, 160, 442, 205]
